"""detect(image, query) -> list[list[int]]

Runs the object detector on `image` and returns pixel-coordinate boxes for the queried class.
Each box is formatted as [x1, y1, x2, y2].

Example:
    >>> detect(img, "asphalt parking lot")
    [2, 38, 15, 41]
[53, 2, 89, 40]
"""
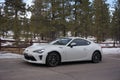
[0, 54, 120, 80]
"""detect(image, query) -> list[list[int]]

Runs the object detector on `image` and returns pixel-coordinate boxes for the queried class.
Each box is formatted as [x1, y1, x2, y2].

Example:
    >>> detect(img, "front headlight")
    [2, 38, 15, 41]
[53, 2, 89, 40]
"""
[33, 49, 45, 54]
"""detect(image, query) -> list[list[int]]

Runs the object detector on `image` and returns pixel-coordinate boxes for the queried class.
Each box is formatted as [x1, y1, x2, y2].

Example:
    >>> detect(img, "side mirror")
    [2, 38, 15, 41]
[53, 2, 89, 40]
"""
[69, 42, 76, 48]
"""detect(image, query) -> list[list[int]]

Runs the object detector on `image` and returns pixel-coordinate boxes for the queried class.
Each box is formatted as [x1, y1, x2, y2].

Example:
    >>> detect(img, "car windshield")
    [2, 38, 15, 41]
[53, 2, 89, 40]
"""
[50, 38, 72, 45]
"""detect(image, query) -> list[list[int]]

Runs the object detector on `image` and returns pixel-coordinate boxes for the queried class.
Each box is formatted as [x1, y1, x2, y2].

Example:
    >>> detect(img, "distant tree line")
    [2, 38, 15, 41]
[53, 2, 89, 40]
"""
[0, 0, 120, 43]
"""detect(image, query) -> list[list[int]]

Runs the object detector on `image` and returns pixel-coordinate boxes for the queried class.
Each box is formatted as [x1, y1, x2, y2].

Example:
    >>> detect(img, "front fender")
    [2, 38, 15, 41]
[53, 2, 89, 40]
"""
[45, 46, 66, 62]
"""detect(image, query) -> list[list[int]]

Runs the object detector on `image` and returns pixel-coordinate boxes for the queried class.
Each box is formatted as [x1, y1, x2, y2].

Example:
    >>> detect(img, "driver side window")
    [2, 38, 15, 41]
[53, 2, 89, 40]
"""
[71, 39, 90, 46]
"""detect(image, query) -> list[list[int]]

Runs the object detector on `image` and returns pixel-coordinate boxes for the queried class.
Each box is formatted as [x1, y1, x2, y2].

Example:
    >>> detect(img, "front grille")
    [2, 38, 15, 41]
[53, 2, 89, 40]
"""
[24, 53, 36, 61]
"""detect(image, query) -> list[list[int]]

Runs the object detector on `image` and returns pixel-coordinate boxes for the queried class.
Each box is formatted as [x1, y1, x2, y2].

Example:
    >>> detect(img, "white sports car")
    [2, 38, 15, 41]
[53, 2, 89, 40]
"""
[23, 37, 102, 67]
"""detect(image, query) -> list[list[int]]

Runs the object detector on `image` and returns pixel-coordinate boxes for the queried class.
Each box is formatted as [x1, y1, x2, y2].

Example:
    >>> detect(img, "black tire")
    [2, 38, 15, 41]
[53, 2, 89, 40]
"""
[46, 52, 60, 67]
[92, 51, 101, 63]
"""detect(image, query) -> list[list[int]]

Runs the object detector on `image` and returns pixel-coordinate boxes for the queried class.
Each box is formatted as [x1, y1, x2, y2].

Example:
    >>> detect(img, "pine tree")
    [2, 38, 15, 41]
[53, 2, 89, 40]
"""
[0, 2, 5, 37]
[55, 0, 71, 37]
[68, 0, 82, 36]
[93, 0, 110, 42]
[30, 0, 50, 40]
[79, 0, 93, 38]
[111, 0, 120, 44]
[45, 0, 69, 39]
[68, 0, 92, 38]
[46, 0, 61, 39]
[4, 0, 26, 40]
[0, 2, 10, 38]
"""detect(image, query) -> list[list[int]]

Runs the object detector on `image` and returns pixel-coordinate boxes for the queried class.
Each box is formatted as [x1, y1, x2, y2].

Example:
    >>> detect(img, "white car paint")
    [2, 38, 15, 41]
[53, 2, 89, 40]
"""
[23, 37, 102, 65]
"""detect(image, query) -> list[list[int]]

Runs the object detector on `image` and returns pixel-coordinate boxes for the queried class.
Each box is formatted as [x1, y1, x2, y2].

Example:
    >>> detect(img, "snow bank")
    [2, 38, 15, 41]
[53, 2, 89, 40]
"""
[102, 48, 120, 54]
[1, 42, 13, 46]
[0, 53, 23, 59]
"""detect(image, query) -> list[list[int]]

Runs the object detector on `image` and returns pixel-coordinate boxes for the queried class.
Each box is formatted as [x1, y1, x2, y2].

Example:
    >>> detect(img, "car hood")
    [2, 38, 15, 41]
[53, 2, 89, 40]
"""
[25, 43, 64, 52]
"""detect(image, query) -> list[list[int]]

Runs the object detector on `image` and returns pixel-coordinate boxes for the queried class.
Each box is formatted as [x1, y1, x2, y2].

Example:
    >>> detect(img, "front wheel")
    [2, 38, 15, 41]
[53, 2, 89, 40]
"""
[92, 51, 102, 63]
[46, 52, 60, 67]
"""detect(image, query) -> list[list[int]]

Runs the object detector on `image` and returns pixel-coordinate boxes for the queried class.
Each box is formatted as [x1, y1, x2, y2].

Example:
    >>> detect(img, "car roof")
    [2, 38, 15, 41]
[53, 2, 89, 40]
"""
[65, 37, 84, 39]
[64, 37, 93, 42]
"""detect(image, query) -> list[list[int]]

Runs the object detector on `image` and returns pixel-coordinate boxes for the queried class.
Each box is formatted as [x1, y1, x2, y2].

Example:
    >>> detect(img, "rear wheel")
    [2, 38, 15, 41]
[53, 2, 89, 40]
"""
[92, 51, 101, 63]
[46, 52, 60, 67]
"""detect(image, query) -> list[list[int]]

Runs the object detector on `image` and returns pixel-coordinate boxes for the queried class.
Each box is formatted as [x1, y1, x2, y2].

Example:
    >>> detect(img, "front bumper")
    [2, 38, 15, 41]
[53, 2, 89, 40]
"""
[23, 52, 46, 64]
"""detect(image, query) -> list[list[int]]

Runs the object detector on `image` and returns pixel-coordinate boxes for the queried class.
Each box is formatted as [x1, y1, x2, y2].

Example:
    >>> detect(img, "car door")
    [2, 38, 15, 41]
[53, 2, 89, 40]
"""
[65, 39, 91, 61]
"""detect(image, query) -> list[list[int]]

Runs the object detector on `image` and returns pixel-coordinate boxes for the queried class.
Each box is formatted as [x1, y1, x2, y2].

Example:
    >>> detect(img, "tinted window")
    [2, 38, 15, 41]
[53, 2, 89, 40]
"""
[71, 39, 90, 46]
[50, 38, 72, 45]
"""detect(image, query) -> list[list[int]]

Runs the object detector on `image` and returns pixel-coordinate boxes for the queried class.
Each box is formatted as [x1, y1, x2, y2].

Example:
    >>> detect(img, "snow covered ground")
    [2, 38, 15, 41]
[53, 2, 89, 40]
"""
[0, 48, 120, 59]
[0, 52, 23, 59]
[102, 48, 120, 54]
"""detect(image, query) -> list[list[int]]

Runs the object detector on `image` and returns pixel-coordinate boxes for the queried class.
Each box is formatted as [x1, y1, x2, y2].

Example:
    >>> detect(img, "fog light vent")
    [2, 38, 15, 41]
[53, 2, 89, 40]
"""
[39, 55, 43, 60]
